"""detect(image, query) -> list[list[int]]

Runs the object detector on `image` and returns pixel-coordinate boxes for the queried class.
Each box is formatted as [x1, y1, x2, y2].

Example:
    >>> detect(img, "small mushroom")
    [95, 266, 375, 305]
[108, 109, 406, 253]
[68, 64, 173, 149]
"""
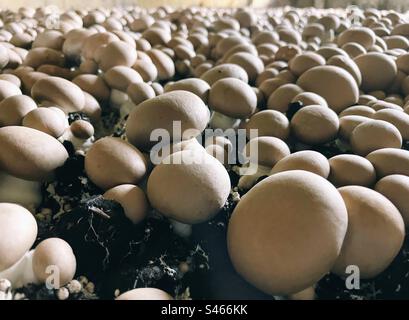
[245, 109, 290, 140]
[22, 107, 67, 138]
[116, 288, 173, 300]
[366, 148, 409, 179]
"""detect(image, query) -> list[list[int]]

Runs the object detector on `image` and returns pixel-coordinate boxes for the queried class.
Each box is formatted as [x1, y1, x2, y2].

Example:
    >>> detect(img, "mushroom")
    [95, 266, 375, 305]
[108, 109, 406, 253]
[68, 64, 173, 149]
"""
[0, 79, 22, 102]
[372, 109, 409, 141]
[85, 137, 147, 190]
[333, 186, 404, 278]
[245, 109, 290, 140]
[116, 288, 173, 300]
[350, 119, 402, 156]
[267, 83, 304, 113]
[228, 170, 348, 295]
[291, 105, 339, 145]
[0, 94, 37, 127]
[328, 154, 376, 187]
[22, 107, 67, 138]
[103, 184, 149, 224]
[291, 92, 328, 108]
[238, 136, 290, 189]
[270, 150, 330, 178]
[200, 63, 248, 86]
[126, 90, 209, 151]
[164, 78, 210, 104]
[208, 77, 257, 130]
[366, 148, 409, 179]
[147, 149, 230, 224]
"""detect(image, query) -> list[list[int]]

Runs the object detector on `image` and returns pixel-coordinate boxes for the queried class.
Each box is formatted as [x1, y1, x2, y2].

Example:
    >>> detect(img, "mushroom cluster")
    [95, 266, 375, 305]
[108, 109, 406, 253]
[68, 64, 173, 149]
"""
[0, 4, 408, 301]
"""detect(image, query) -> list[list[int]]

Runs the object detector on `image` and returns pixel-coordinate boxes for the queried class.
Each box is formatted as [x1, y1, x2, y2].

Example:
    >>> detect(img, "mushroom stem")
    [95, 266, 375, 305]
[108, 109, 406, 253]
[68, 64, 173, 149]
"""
[0, 171, 42, 210]
[170, 219, 192, 238]
[238, 164, 271, 190]
[0, 250, 39, 289]
[209, 111, 241, 130]
[59, 128, 94, 152]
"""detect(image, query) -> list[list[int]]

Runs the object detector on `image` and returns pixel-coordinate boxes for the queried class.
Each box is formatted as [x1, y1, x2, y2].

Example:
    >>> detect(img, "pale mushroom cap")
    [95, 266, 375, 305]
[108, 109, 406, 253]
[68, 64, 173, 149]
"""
[31, 76, 85, 113]
[338, 115, 370, 141]
[270, 150, 330, 178]
[85, 137, 147, 190]
[104, 66, 143, 92]
[164, 78, 210, 104]
[70, 120, 94, 139]
[291, 105, 339, 145]
[126, 82, 156, 106]
[116, 288, 173, 300]
[372, 109, 409, 140]
[339, 105, 376, 118]
[23, 107, 66, 138]
[209, 77, 257, 119]
[200, 63, 248, 86]
[333, 186, 404, 278]
[245, 109, 290, 140]
[147, 49, 175, 81]
[0, 126, 68, 181]
[288, 52, 326, 77]
[354, 52, 397, 92]
[227, 170, 348, 295]
[98, 40, 137, 72]
[267, 83, 304, 113]
[32, 238, 76, 287]
[147, 150, 231, 224]
[72, 74, 110, 102]
[291, 92, 328, 108]
[0, 94, 37, 127]
[296, 65, 359, 113]
[126, 90, 209, 151]
[0, 79, 22, 102]
[0, 203, 37, 272]
[329, 154, 377, 187]
[366, 148, 409, 179]
[103, 184, 149, 224]
[350, 119, 402, 156]
[244, 136, 290, 167]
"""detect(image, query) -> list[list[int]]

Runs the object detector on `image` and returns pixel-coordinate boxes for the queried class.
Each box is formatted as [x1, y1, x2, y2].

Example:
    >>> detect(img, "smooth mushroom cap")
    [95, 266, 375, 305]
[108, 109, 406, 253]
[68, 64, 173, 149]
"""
[126, 82, 156, 106]
[22, 108, 66, 138]
[85, 137, 147, 190]
[366, 148, 409, 179]
[0, 126, 68, 181]
[227, 170, 348, 295]
[267, 83, 304, 113]
[116, 288, 173, 300]
[296, 65, 359, 113]
[104, 66, 143, 92]
[291, 105, 339, 145]
[372, 109, 409, 140]
[245, 109, 290, 140]
[209, 77, 257, 119]
[103, 184, 148, 224]
[0, 95, 37, 126]
[270, 150, 330, 178]
[147, 150, 231, 224]
[0, 79, 22, 102]
[291, 92, 328, 108]
[98, 40, 137, 72]
[244, 136, 290, 167]
[339, 105, 376, 118]
[164, 78, 210, 104]
[32, 238, 76, 287]
[0, 203, 37, 272]
[31, 76, 85, 113]
[126, 90, 209, 151]
[200, 63, 248, 86]
[288, 52, 326, 77]
[70, 120, 94, 139]
[350, 119, 402, 156]
[329, 154, 377, 187]
[375, 174, 409, 226]
[333, 186, 404, 278]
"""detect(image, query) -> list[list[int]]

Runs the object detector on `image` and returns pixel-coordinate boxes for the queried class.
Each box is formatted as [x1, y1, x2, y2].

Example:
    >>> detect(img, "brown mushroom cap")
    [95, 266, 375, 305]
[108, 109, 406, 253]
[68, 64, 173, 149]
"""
[0, 94, 37, 126]
[98, 40, 137, 72]
[372, 109, 409, 140]
[227, 170, 348, 295]
[126, 90, 209, 151]
[270, 150, 330, 178]
[366, 148, 409, 179]
[354, 53, 397, 92]
[329, 154, 376, 187]
[244, 136, 290, 167]
[327, 54, 362, 86]
[296, 66, 359, 113]
[85, 137, 147, 190]
[32, 238, 76, 287]
[338, 115, 370, 141]
[70, 120, 94, 139]
[267, 83, 304, 113]
[200, 63, 248, 86]
[31, 76, 85, 113]
[245, 109, 290, 140]
[147, 150, 231, 224]
[146, 49, 175, 81]
[23, 47, 65, 69]
[288, 52, 326, 77]
[133, 60, 158, 82]
[291, 105, 339, 145]
[333, 186, 404, 278]
[0, 74, 21, 87]
[104, 66, 143, 92]
[72, 74, 110, 102]
[164, 78, 210, 104]
[209, 77, 256, 119]
[0, 203, 37, 272]
[339, 105, 376, 118]
[350, 119, 402, 156]
[337, 27, 376, 50]
[0, 79, 22, 102]
[375, 174, 409, 226]
[0, 126, 68, 181]
[22, 107, 66, 138]
[126, 82, 156, 106]
[291, 92, 328, 108]
[103, 184, 149, 224]
[116, 288, 173, 300]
